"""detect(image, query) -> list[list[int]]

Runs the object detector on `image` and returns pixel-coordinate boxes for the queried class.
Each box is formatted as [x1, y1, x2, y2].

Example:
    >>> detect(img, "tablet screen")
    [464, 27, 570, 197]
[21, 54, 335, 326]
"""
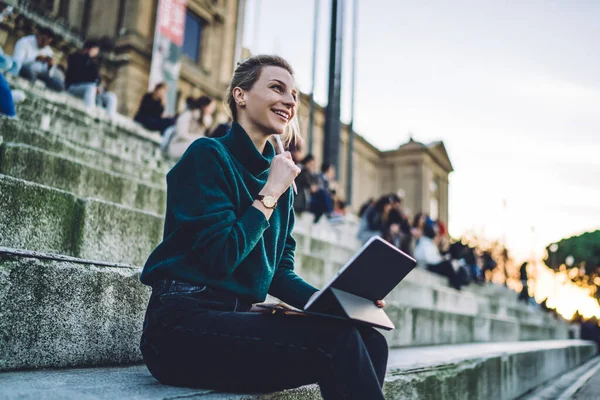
[305, 236, 416, 309]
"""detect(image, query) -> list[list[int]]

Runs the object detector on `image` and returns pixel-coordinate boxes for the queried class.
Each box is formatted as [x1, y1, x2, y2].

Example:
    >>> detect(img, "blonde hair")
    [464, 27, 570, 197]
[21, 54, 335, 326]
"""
[225, 55, 300, 148]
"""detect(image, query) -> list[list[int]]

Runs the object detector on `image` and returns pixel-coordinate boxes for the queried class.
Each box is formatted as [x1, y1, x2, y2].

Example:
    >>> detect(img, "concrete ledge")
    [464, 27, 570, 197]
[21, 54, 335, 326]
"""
[0, 341, 595, 399]
[0, 247, 563, 371]
[0, 116, 168, 185]
[78, 199, 163, 266]
[0, 143, 166, 214]
[0, 175, 80, 256]
[7, 75, 165, 167]
[384, 307, 519, 346]
[0, 175, 163, 265]
[0, 249, 148, 371]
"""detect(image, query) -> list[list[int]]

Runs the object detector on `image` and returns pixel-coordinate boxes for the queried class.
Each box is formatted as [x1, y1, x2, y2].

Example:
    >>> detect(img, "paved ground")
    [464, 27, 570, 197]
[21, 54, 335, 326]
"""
[520, 355, 600, 400]
[0, 341, 590, 400]
[573, 363, 600, 399]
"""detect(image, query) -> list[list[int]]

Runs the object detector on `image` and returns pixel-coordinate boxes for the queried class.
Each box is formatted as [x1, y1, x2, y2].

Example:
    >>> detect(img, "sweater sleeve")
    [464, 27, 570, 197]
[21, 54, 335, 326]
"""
[269, 209, 318, 309]
[167, 139, 270, 278]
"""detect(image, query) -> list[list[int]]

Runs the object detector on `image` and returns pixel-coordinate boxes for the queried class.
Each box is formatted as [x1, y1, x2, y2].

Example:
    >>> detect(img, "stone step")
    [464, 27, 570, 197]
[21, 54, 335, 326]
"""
[0, 340, 595, 399]
[7, 75, 166, 167]
[0, 142, 167, 214]
[0, 247, 148, 371]
[0, 175, 163, 266]
[0, 247, 569, 372]
[295, 242, 568, 338]
[0, 171, 567, 341]
[0, 116, 168, 186]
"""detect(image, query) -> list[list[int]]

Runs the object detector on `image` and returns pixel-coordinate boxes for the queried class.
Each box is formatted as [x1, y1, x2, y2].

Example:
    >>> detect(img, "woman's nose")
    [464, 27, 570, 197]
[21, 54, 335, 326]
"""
[283, 92, 296, 108]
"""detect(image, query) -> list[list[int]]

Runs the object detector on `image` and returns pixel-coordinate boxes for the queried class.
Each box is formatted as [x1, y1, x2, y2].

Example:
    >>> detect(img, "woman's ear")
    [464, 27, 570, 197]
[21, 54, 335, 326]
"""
[232, 87, 246, 107]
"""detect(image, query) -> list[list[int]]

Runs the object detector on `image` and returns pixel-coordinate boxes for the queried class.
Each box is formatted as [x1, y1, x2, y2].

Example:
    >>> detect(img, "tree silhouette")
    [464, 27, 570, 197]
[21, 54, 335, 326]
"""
[543, 230, 600, 299]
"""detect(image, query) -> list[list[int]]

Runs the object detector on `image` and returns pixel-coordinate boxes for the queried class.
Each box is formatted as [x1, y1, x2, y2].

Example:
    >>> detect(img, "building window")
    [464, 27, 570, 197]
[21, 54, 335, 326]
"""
[182, 11, 206, 63]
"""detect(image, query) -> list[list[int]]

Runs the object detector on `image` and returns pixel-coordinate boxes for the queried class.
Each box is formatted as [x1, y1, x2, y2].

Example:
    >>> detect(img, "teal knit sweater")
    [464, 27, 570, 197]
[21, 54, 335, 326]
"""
[140, 122, 318, 309]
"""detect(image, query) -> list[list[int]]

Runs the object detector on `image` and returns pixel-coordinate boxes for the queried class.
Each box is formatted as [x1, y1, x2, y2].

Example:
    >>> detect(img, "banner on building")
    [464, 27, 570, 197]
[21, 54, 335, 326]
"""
[149, 0, 187, 114]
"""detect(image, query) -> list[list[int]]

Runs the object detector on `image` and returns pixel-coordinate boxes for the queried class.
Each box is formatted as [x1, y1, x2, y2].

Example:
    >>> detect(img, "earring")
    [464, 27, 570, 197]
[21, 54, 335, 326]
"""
[238, 101, 245, 107]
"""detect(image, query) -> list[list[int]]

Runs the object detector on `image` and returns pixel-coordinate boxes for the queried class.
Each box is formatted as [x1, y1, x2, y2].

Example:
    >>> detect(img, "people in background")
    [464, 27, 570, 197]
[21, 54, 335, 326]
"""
[209, 121, 232, 138]
[383, 195, 413, 254]
[10, 27, 64, 92]
[357, 195, 392, 244]
[411, 212, 427, 240]
[358, 198, 375, 219]
[66, 40, 117, 117]
[481, 251, 497, 280]
[518, 262, 530, 303]
[310, 162, 336, 223]
[165, 95, 215, 160]
[134, 82, 176, 135]
[293, 154, 318, 214]
[331, 196, 348, 220]
[414, 224, 465, 290]
[436, 220, 450, 253]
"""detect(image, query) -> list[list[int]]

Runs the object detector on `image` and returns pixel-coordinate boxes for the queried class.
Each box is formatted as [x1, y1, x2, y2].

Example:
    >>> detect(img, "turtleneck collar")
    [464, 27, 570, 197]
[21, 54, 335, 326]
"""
[220, 122, 275, 176]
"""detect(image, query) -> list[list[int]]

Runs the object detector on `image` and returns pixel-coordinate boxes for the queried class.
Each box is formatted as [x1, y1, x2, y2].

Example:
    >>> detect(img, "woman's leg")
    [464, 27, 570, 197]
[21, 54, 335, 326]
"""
[141, 293, 386, 399]
[358, 326, 389, 387]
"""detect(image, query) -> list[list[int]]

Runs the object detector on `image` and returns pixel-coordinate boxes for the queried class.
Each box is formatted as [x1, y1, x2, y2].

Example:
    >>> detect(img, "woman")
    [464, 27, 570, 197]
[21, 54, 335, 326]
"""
[414, 223, 464, 290]
[357, 195, 392, 244]
[166, 95, 215, 160]
[140, 55, 388, 399]
[134, 82, 176, 135]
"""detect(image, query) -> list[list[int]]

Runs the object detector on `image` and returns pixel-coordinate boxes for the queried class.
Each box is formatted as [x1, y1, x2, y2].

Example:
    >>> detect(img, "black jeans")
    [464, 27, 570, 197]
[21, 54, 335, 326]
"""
[140, 280, 388, 399]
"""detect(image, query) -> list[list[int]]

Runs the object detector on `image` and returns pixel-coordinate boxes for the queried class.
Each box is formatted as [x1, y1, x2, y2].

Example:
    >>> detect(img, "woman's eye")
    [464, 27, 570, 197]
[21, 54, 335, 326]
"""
[272, 85, 283, 92]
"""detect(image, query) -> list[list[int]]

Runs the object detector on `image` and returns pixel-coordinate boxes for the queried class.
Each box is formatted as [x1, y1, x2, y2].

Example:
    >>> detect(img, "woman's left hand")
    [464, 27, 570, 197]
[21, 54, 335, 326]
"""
[375, 299, 386, 308]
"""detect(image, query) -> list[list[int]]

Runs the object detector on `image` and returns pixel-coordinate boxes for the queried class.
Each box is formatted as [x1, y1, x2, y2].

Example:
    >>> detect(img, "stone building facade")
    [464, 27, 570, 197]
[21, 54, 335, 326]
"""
[0, 0, 452, 224]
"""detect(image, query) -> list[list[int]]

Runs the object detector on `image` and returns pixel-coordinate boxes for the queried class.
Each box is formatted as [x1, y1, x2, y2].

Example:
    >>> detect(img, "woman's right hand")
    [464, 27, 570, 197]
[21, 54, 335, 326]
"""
[262, 151, 300, 198]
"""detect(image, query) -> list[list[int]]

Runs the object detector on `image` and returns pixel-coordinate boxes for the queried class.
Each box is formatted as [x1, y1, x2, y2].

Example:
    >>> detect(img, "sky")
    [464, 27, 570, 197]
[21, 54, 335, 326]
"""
[242, 0, 600, 263]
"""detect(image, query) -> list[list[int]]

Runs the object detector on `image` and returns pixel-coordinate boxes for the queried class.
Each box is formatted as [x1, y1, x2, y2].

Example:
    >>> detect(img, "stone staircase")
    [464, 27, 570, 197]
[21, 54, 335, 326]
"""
[0, 75, 595, 399]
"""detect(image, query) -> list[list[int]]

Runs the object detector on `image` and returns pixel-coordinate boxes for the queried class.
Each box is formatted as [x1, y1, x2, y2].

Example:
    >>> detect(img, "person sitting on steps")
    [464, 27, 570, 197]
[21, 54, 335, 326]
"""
[65, 40, 117, 118]
[164, 95, 215, 160]
[134, 82, 176, 136]
[10, 27, 64, 92]
[139, 54, 388, 400]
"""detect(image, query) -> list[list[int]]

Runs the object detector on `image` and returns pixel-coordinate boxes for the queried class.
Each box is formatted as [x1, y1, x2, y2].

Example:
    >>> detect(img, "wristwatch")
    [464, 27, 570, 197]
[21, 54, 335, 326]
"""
[256, 194, 278, 209]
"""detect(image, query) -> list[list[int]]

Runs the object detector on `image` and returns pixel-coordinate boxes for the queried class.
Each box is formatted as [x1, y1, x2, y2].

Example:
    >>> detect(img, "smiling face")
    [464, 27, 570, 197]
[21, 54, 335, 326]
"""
[235, 66, 298, 136]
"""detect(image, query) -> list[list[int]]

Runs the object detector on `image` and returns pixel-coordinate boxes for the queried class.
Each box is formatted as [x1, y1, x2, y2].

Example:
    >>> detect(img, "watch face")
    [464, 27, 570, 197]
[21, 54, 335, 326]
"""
[263, 196, 276, 208]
